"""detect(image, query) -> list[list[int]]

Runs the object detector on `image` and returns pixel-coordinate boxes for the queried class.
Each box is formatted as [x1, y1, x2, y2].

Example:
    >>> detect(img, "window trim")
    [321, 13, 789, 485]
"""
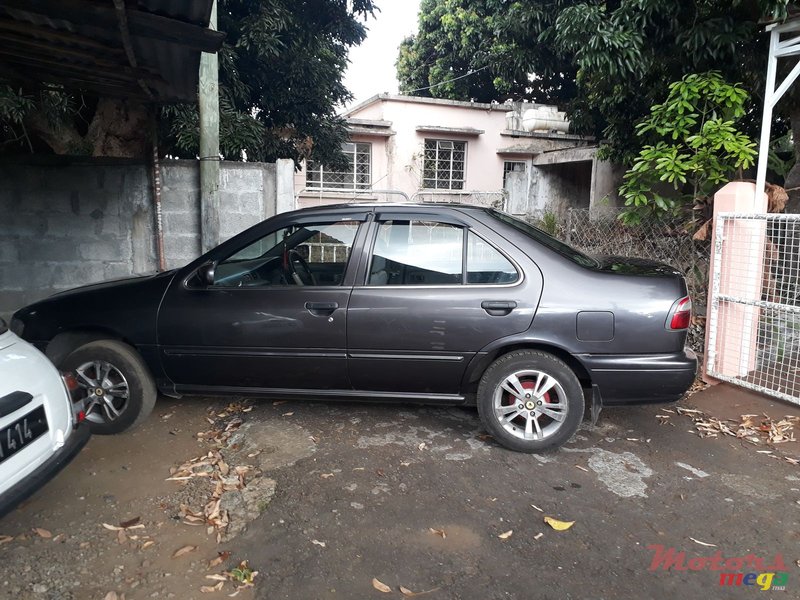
[306, 142, 372, 191]
[360, 219, 523, 289]
[422, 138, 467, 190]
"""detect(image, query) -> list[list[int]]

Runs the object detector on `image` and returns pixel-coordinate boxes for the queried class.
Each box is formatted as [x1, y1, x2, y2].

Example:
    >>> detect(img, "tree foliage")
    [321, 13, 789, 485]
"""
[0, 0, 375, 166]
[396, 0, 576, 104]
[620, 72, 757, 223]
[397, 0, 789, 164]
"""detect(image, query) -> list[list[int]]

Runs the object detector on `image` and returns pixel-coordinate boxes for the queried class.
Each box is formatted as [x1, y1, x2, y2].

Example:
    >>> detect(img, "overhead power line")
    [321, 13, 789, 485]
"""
[405, 65, 490, 94]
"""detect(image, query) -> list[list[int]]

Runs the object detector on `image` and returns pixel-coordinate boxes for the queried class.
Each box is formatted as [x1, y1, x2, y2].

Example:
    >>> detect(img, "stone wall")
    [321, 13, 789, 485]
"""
[0, 157, 294, 317]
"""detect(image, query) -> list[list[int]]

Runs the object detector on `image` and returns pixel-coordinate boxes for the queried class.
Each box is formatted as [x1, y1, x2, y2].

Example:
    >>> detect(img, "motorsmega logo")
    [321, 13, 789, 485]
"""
[647, 544, 789, 591]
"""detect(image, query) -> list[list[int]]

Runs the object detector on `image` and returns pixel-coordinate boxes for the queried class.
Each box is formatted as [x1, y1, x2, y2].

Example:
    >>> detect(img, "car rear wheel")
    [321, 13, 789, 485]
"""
[477, 350, 584, 452]
[61, 340, 157, 435]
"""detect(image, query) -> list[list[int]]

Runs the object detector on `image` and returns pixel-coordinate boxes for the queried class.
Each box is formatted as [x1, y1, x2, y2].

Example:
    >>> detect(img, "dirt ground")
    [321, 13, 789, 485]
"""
[1, 386, 798, 599]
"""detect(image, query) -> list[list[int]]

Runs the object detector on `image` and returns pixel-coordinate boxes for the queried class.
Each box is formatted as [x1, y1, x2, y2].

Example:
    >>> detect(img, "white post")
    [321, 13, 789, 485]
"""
[755, 28, 779, 200]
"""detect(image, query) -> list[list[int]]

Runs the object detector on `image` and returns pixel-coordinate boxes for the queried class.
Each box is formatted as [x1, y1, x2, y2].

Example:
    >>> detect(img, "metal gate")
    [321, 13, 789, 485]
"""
[706, 212, 800, 404]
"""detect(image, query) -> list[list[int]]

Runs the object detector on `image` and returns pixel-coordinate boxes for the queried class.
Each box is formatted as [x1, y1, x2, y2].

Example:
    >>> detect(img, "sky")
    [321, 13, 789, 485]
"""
[342, 0, 422, 109]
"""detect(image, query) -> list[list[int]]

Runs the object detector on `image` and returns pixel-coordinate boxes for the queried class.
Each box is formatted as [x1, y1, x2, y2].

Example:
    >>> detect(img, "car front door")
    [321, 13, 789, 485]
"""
[157, 214, 367, 392]
[347, 211, 542, 396]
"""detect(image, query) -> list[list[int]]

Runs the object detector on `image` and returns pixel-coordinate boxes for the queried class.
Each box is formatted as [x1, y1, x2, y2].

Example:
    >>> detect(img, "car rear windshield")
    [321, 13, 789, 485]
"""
[487, 210, 599, 268]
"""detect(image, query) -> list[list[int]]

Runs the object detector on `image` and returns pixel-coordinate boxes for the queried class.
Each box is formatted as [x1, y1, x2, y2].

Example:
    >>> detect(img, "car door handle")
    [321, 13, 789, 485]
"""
[0, 391, 33, 418]
[481, 301, 517, 315]
[305, 301, 339, 316]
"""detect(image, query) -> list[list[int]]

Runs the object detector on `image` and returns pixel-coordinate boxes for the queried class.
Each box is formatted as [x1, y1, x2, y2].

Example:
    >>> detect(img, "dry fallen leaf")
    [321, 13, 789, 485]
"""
[282, 412, 294, 417]
[141, 540, 156, 550]
[104, 593, 120, 600]
[372, 578, 392, 593]
[689, 537, 717, 547]
[206, 574, 228, 581]
[209, 551, 232, 568]
[34, 528, 52, 539]
[273, 400, 288, 406]
[0, 535, 13, 545]
[172, 544, 198, 558]
[534, 532, 544, 540]
[102, 523, 124, 532]
[311, 539, 326, 548]
[320, 473, 334, 479]
[429, 528, 446, 539]
[201, 582, 224, 593]
[400, 586, 416, 596]
[530, 504, 543, 512]
[574, 465, 589, 472]
[116, 529, 127, 545]
[543, 516, 574, 531]
[498, 530, 513, 539]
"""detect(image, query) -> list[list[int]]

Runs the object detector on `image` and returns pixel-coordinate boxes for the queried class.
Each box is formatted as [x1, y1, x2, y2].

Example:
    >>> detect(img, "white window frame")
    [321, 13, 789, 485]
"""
[306, 142, 371, 191]
[422, 139, 466, 190]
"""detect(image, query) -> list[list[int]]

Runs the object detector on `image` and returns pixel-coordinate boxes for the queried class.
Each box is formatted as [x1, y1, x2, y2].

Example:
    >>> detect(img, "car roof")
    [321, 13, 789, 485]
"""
[288, 202, 491, 215]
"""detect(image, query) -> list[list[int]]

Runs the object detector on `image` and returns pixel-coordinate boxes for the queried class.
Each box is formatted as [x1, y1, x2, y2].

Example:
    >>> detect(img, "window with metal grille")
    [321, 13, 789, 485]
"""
[306, 142, 371, 190]
[422, 139, 466, 190]
[503, 161, 526, 186]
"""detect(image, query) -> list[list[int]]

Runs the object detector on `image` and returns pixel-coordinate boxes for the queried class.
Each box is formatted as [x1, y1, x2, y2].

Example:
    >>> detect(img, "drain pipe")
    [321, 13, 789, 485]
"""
[151, 143, 166, 272]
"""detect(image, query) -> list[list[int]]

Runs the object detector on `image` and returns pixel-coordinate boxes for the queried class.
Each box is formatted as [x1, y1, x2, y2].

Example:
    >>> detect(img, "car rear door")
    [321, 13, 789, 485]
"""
[346, 210, 542, 396]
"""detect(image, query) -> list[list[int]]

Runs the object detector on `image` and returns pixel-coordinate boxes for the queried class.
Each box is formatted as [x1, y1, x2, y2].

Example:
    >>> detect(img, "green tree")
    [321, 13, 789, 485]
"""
[619, 72, 757, 223]
[397, 1, 789, 165]
[396, 0, 576, 104]
[0, 0, 375, 166]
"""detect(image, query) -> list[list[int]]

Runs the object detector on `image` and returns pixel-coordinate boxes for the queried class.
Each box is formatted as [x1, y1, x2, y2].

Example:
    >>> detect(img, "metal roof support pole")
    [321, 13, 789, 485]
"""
[756, 21, 800, 200]
[199, 0, 220, 253]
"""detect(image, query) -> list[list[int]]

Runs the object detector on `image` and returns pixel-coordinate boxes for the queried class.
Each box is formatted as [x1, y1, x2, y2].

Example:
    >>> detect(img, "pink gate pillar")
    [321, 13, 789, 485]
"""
[703, 182, 768, 384]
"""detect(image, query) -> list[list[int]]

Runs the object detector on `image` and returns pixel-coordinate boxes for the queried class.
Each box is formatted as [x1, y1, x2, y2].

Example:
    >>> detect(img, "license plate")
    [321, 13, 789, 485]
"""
[0, 405, 48, 465]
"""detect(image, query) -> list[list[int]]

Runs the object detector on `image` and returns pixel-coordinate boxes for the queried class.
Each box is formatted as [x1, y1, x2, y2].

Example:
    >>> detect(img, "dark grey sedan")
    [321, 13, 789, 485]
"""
[10, 204, 696, 452]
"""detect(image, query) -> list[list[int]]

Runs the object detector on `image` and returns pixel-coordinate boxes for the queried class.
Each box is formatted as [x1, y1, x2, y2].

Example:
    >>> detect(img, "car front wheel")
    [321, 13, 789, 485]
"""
[477, 350, 584, 452]
[61, 340, 157, 435]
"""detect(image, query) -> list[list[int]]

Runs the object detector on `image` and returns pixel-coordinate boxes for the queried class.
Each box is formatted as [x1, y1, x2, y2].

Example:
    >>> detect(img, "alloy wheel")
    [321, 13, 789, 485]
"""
[492, 369, 569, 441]
[74, 360, 130, 424]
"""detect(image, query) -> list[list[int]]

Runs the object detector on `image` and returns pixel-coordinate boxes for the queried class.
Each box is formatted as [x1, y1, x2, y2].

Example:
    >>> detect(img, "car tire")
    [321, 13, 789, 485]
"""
[477, 350, 584, 452]
[61, 340, 157, 435]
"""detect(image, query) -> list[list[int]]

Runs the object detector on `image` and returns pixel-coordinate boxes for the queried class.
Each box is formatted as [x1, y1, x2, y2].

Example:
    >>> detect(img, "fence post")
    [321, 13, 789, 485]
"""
[566, 209, 572, 245]
[703, 182, 768, 384]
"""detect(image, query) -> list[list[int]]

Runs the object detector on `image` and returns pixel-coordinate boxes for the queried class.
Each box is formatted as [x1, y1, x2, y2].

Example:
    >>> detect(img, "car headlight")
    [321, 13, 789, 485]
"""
[9, 316, 24, 337]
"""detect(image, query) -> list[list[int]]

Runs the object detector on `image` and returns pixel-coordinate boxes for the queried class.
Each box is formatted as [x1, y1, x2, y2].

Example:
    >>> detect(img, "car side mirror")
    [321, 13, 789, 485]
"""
[197, 261, 217, 286]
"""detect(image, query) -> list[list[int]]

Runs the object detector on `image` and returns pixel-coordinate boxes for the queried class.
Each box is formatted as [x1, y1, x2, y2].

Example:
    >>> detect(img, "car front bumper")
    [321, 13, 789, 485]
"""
[580, 348, 698, 406]
[0, 422, 91, 519]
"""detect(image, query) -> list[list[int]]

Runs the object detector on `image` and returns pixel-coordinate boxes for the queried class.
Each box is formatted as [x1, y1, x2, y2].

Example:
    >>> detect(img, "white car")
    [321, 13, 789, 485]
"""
[0, 318, 89, 518]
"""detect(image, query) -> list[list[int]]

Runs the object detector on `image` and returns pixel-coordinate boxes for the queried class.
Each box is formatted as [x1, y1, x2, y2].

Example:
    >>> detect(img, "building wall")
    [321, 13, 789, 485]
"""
[295, 96, 621, 214]
[0, 158, 292, 317]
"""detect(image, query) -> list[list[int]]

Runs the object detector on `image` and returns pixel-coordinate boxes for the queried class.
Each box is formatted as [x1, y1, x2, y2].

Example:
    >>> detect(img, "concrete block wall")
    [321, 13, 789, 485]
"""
[0, 157, 293, 317]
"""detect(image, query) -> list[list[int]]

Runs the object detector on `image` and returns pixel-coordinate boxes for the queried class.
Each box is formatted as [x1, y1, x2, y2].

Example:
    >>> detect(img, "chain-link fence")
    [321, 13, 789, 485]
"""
[526, 208, 711, 354]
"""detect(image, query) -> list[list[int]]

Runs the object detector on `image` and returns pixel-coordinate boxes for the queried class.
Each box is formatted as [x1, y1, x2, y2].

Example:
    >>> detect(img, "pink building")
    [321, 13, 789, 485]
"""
[295, 94, 623, 215]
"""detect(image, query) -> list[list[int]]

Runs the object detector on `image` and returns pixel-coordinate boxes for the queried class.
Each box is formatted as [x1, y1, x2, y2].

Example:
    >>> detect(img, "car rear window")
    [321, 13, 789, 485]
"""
[487, 210, 598, 268]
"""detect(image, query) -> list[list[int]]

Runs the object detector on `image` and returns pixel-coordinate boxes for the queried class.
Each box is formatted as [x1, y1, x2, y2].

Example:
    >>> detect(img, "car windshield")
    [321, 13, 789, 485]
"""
[487, 210, 599, 268]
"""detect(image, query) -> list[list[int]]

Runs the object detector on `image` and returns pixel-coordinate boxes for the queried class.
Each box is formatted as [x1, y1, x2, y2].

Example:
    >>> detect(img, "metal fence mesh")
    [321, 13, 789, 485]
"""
[706, 213, 800, 404]
[528, 208, 711, 354]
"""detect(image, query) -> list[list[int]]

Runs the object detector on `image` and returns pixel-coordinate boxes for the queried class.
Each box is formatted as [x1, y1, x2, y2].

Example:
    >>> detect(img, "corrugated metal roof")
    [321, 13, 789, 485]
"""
[0, 0, 224, 103]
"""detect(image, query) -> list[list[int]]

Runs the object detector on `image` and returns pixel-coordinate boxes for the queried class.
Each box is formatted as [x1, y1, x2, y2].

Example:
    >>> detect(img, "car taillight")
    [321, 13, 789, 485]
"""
[668, 296, 692, 330]
[61, 372, 85, 424]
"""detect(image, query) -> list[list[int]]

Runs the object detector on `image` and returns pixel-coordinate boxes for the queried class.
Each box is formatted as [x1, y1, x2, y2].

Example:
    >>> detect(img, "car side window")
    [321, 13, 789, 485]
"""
[467, 231, 519, 284]
[212, 221, 360, 288]
[368, 220, 463, 285]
